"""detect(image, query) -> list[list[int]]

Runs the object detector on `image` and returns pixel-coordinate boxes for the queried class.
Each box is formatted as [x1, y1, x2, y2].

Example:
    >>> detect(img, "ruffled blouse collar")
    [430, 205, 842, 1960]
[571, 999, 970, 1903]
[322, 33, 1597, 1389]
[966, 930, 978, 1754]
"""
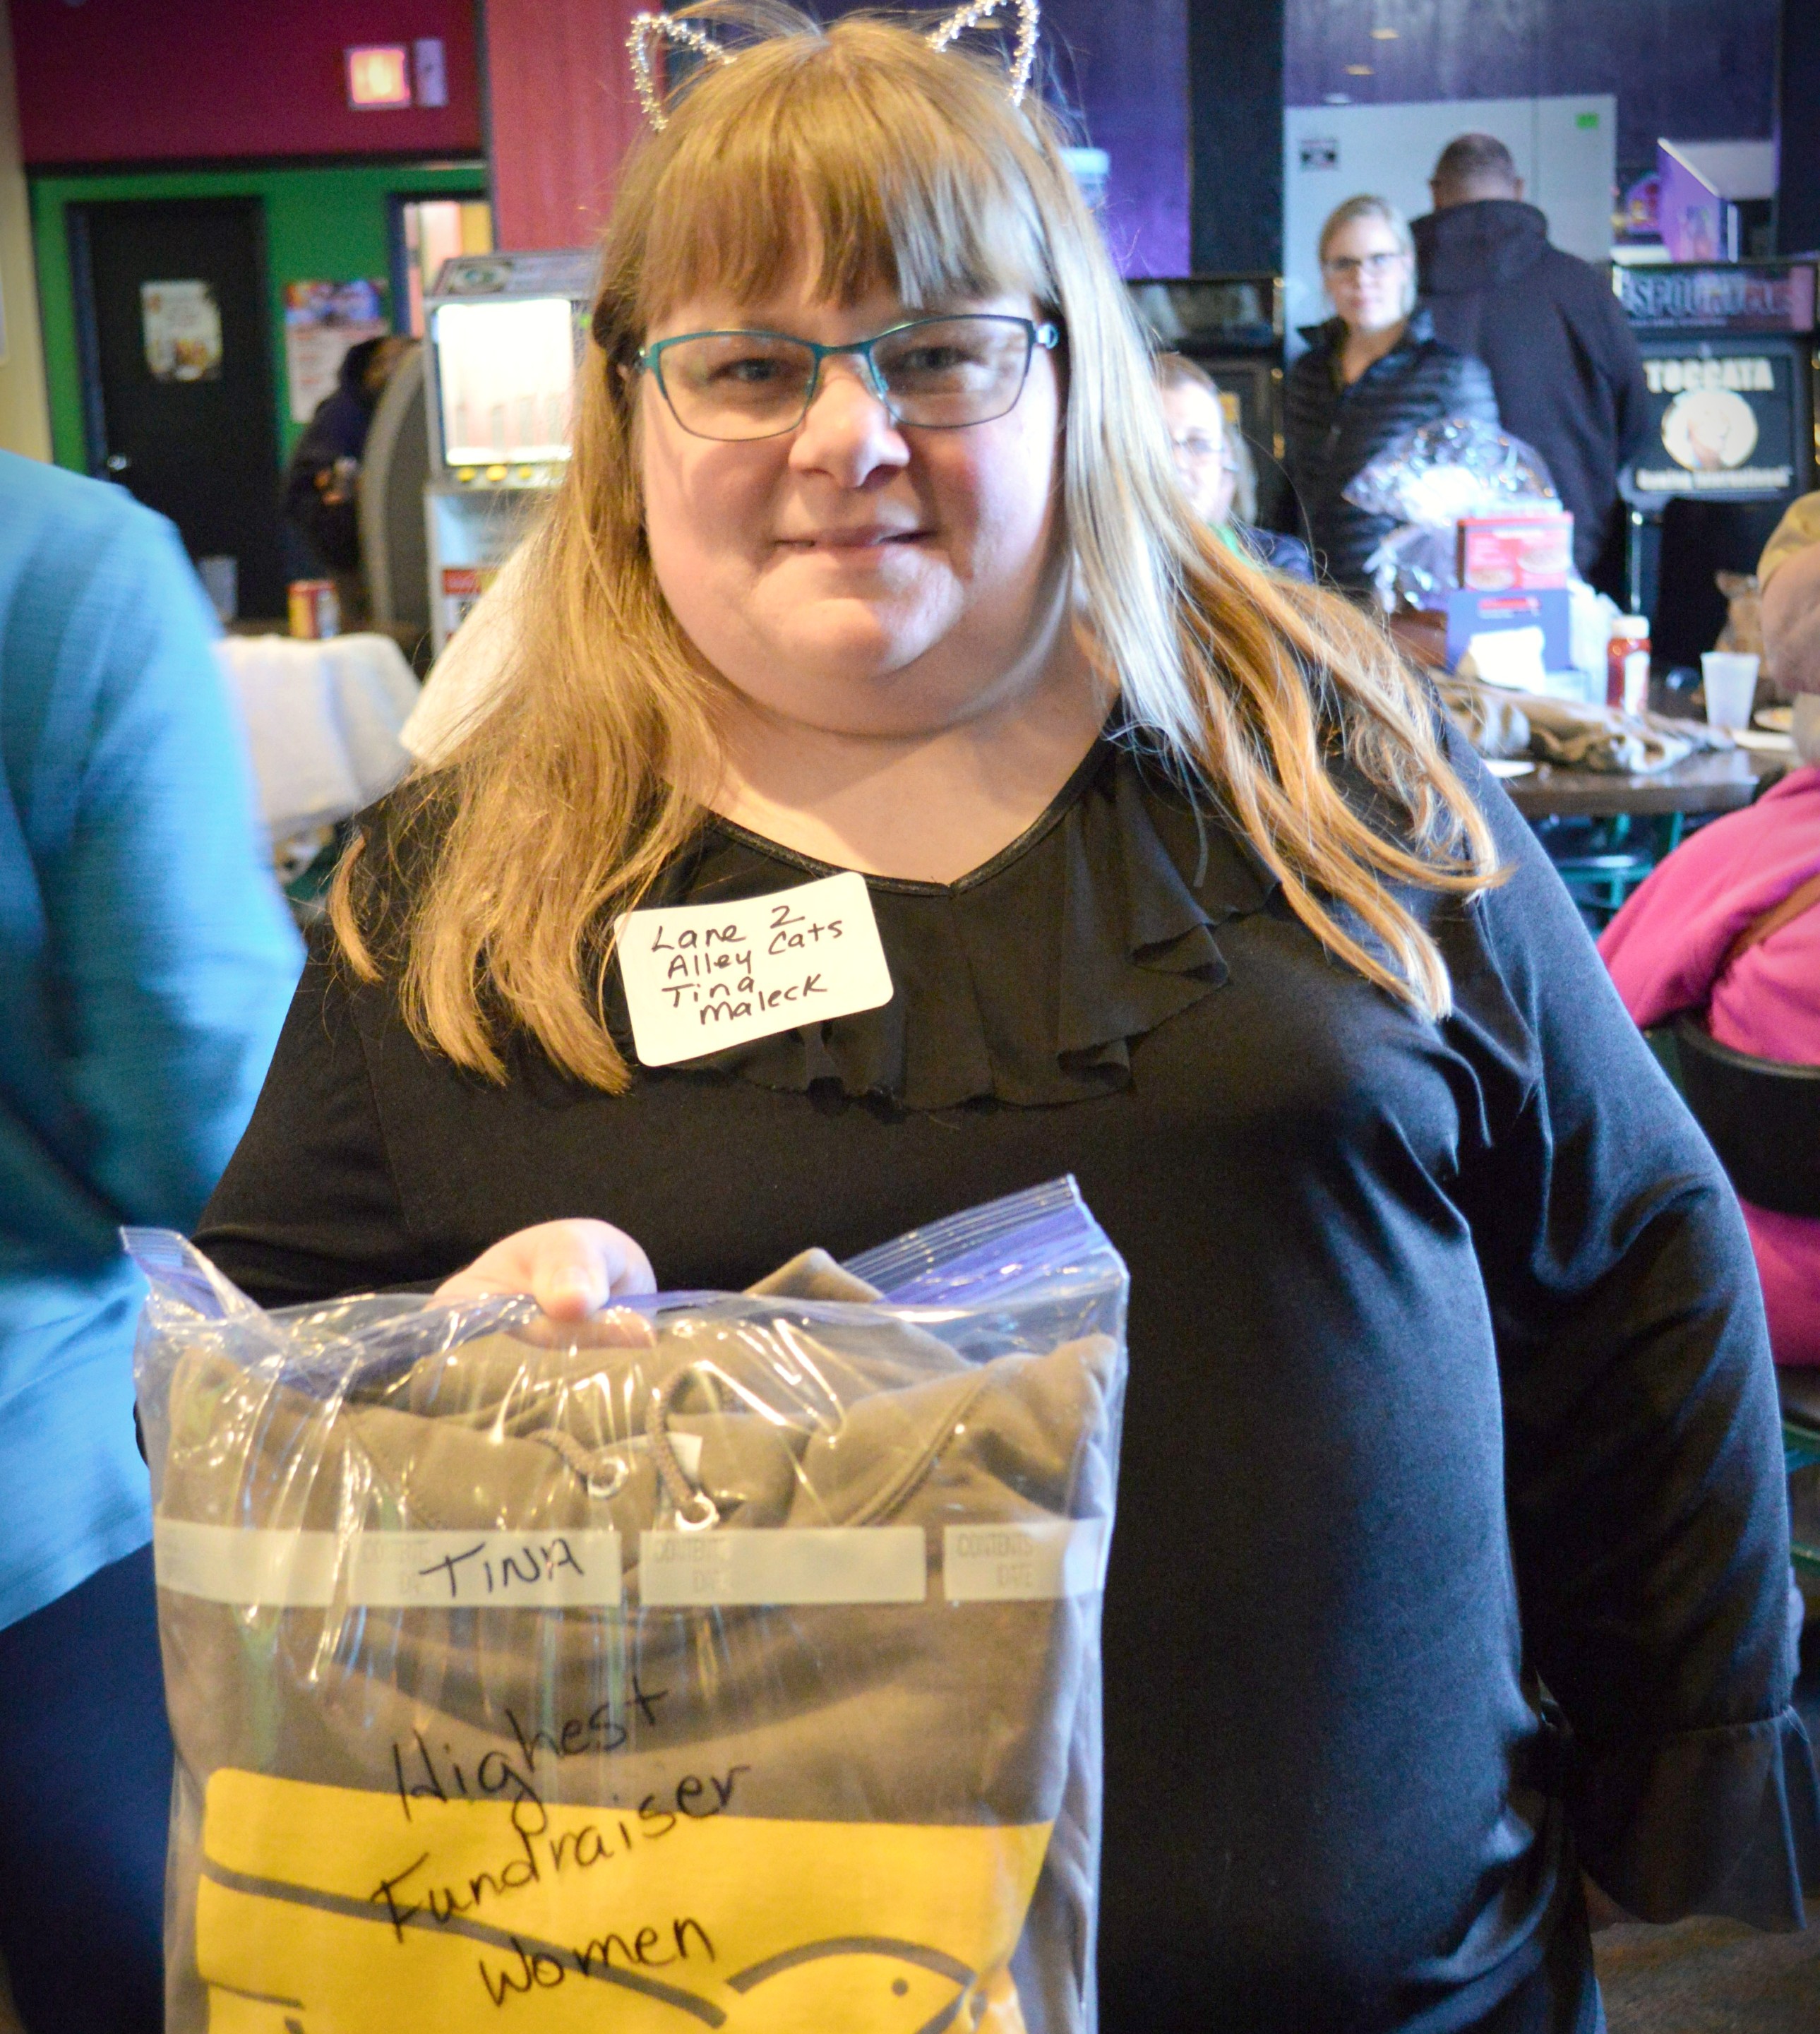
[608, 735, 1276, 1113]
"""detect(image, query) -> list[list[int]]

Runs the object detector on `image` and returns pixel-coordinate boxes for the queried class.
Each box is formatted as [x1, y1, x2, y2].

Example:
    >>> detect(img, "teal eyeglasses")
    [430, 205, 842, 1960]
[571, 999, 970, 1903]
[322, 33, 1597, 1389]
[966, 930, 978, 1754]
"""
[637, 313, 1061, 441]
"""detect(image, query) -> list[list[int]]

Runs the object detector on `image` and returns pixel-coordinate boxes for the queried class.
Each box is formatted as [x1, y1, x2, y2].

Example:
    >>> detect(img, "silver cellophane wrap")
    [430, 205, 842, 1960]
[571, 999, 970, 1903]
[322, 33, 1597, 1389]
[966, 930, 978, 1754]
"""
[128, 1178, 1127, 2034]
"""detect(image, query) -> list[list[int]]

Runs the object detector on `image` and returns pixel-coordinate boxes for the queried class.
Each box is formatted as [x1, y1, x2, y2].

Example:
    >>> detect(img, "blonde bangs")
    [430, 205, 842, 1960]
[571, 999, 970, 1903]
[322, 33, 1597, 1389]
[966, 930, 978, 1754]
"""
[335, 4, 1502, 1094]
[622, 26, 1053, 333]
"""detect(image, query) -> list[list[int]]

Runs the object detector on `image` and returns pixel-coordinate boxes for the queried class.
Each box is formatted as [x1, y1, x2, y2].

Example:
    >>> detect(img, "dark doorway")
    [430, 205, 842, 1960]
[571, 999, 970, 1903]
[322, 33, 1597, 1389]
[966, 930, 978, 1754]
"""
[69, 198, 287, 618]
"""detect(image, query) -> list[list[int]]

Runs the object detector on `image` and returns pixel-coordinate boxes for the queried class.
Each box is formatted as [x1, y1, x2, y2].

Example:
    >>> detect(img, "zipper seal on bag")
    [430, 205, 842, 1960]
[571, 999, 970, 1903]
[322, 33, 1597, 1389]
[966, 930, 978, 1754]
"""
[842, 1175, 1120, 1307]
[122, 1227, 262, 1322]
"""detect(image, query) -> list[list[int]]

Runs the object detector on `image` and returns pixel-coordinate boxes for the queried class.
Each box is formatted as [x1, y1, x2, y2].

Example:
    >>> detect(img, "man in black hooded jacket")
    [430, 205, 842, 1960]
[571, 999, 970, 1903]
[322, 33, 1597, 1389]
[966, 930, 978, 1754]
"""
[1414, 133, 1649, 599]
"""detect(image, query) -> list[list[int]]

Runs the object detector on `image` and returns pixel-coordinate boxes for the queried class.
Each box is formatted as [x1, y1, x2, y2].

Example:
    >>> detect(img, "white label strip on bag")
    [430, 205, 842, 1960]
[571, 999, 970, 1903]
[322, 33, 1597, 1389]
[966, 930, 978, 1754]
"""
[638, 1526, 926, 1607]
[154, 1520, 624, 1609]
[942, 1519, 1112, 1603]
[614, 870, 894, 1069]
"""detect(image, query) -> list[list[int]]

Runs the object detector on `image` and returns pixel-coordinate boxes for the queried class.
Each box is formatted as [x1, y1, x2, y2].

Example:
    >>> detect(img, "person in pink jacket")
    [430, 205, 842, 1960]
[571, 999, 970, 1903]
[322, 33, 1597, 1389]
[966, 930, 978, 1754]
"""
[1600, 505, 1820, 1367]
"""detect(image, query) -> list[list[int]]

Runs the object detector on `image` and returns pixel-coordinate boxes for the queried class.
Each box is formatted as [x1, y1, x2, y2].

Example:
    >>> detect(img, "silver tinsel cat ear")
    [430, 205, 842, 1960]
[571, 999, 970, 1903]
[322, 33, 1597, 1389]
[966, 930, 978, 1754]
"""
[627, 11, 737, 131]
[926, 0, 1038, 106]
[629, 4, 1038, 131]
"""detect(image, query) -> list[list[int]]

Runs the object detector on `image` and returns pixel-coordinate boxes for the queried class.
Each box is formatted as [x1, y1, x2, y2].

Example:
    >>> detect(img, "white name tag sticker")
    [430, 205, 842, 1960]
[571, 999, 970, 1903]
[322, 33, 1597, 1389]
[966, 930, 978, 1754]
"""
[942, 1519, 1111, 1602]
[615, 870, 893, 1068]
[638, 1526, 926, 1606]
[154, 1519, 623, 1609]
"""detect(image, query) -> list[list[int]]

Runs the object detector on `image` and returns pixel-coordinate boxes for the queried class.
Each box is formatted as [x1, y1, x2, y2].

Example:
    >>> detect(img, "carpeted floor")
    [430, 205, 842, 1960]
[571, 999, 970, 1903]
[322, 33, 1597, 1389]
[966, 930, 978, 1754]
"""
[1596, 1914, 1820, 2033]
[1594, 1653, 1820, 2032]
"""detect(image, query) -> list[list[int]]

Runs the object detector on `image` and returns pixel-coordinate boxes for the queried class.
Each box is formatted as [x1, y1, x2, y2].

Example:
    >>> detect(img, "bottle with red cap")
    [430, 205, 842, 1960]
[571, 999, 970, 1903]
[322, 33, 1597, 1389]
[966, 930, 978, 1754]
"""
[1607, 615, 1650, 715]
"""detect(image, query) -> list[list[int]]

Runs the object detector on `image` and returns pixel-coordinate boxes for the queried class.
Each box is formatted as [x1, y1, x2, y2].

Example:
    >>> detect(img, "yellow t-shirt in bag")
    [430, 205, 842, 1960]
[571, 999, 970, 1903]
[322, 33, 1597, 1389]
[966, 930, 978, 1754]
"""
[197, 1769, 1050, 2034]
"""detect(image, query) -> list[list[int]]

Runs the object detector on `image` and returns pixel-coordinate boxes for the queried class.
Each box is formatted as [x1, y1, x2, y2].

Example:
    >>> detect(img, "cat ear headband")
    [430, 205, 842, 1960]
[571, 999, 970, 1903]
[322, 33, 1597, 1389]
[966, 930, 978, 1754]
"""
[627, 1, 1038, 131]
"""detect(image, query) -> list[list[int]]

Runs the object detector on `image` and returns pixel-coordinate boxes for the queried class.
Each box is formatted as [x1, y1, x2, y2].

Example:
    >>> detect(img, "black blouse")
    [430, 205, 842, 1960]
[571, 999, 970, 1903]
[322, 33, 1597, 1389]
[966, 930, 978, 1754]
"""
[196, 733, 1819, 2033]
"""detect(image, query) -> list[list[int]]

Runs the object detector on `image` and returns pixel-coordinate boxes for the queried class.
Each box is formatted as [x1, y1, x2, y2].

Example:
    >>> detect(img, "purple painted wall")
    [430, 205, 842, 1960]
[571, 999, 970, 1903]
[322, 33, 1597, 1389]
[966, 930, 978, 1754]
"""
[1285, 0, 1776, 173]
[820, 0, 1191, 277]
[1042, 0, 1190, 276]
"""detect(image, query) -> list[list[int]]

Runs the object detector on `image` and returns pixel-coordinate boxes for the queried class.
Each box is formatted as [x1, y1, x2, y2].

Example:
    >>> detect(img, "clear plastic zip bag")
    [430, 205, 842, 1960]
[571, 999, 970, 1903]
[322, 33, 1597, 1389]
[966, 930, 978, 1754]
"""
[1342, 414, 1559, 528]
[128, 1178, 1127, 2034]
[1344, 416, 1564, 612]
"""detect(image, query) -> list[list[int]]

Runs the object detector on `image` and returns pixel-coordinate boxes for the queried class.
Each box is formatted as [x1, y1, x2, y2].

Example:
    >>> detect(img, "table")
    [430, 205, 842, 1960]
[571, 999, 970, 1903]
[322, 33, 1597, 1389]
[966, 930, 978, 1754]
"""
[1499, 745, 1791, 925]
[1502, 746, 1788, 822]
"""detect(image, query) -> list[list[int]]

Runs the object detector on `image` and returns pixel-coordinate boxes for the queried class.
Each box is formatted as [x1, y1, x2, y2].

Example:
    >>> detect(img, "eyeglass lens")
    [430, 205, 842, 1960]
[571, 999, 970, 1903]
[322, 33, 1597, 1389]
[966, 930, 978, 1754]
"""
[1171, 435, 1240, 479]
[655, 316, 1036, 441]
[1323, 251, 1403, 280]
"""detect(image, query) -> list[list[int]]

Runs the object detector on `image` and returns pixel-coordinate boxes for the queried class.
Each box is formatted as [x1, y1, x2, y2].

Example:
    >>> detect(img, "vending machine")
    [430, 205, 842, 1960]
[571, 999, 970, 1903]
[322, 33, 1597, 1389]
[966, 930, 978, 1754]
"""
[422, 249, 597, 652]
[1617, 258, 1818, 661]
[1125, 275, 1289, 529]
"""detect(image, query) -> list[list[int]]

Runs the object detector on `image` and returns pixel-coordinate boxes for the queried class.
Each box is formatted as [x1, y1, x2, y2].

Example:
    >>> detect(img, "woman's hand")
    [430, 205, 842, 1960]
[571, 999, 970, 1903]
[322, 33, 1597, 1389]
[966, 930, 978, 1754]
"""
[436, 1220, 657, 1320]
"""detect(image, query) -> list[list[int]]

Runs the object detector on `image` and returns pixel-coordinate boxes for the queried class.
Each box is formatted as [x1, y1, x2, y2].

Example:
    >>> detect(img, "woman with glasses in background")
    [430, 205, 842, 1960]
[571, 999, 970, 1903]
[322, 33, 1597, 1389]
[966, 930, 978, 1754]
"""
[1284, 194, 1498, 592]
[1154, 352, 1312, 581]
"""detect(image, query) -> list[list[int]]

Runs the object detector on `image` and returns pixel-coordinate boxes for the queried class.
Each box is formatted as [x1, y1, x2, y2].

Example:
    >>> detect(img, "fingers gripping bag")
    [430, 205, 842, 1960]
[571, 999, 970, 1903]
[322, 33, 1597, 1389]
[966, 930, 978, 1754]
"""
[128, 1178, 1126, 2034]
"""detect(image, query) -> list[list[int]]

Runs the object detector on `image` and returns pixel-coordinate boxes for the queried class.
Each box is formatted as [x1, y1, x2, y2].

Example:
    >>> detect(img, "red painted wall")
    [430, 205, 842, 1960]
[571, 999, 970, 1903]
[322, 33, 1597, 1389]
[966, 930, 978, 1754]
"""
[483, 0, 642, 249]
[13, 0, 482, 164]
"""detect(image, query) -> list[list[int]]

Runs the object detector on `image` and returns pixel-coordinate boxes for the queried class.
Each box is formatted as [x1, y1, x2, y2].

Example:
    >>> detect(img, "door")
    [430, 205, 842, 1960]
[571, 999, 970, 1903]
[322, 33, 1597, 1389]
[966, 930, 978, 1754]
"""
[71, 198, 287, 617]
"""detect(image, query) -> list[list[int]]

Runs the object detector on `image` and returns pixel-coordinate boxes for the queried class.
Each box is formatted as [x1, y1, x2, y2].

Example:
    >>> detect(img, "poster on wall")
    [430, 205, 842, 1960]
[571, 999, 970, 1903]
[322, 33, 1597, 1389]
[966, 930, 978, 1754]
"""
[283, 280, 389, 423]
[141, 280, 222, 382]
[1632, 341, 1802, 503]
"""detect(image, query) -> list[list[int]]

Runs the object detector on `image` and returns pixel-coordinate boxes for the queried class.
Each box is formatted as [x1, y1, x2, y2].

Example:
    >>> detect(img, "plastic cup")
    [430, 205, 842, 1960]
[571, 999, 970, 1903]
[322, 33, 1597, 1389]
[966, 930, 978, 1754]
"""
[1701, 651, 1760, 731]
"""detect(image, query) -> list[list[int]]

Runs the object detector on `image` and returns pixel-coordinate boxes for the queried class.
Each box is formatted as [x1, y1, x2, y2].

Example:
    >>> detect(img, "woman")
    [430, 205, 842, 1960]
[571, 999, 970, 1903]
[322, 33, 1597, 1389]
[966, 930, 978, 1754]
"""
[281, 333, 414, 605]
[195, 12, 1814, 2031]
[0, 454, 299, 2033]
[1284, 194, 1498, 591]
[1154, 351, 1313, 580]
[1600, 758, 1820, 1368]
[1600, 515, 1820, 1370]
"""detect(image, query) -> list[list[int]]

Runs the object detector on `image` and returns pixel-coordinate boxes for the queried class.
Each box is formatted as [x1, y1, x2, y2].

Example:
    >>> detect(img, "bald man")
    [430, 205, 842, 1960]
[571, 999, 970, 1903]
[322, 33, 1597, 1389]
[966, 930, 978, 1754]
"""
[1415, 133, 1649, 599]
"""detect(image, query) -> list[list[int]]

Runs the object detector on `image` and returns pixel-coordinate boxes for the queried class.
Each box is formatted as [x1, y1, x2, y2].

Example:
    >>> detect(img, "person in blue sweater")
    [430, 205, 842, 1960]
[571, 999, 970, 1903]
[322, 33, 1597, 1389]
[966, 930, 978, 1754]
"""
[0, 453, 301, 2033]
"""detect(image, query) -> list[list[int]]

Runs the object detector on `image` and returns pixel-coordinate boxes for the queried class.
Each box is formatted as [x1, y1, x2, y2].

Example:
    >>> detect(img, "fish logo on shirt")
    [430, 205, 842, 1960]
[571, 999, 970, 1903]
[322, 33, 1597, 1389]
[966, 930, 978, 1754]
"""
[209, 1934, 1029, 2034]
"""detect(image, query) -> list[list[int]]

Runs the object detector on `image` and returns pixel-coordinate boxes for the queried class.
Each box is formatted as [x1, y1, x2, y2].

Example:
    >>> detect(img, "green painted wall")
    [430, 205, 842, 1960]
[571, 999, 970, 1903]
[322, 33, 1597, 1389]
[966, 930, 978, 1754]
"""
[30, 160, 485, 472]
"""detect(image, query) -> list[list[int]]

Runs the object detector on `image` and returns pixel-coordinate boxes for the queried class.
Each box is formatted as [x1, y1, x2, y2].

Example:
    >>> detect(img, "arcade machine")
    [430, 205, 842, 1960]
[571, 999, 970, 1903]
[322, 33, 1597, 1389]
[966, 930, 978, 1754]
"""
[1125, 275, 1289, 530]
[422, 249, 597, 652]
[1619, 258, 1818, 667]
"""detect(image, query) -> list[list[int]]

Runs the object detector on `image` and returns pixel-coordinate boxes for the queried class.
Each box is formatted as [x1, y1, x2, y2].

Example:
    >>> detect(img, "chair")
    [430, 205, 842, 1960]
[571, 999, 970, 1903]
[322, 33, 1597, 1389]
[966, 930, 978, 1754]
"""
[1785, 1371, 1820, 1587]
[1550, 846, 1657, 927]
[1672, 1015, 1820, 1577]
[1672, 1015, 1820, 1219]
[359, 341, 430, 642]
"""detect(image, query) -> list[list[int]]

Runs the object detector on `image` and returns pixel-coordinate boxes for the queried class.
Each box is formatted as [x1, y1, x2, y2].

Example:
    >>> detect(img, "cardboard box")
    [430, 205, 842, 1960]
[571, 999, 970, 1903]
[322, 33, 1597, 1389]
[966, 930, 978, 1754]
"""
[1456, 513, 1574, 591]
[1445, 588, 1574, 673]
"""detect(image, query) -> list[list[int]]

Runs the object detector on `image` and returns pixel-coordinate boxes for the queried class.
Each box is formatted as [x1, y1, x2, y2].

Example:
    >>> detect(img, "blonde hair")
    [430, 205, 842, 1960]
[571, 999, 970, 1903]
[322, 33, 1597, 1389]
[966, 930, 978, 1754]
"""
[1154, 350, 1218, 399]
[335, 6, 1498, 1091]
[1153, 353, 1257, 522]
[1318, 193, 1418, 317]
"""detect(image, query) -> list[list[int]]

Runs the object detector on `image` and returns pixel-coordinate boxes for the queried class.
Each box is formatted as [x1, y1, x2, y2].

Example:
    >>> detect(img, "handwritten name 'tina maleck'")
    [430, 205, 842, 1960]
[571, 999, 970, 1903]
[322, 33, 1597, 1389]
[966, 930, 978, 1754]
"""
[650, 897, 849, 1022]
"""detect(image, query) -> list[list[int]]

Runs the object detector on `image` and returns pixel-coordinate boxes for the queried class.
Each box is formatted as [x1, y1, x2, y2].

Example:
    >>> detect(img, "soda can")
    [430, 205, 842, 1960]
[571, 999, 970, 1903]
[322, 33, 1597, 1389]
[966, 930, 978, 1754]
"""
[288, 579, 341, 640]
